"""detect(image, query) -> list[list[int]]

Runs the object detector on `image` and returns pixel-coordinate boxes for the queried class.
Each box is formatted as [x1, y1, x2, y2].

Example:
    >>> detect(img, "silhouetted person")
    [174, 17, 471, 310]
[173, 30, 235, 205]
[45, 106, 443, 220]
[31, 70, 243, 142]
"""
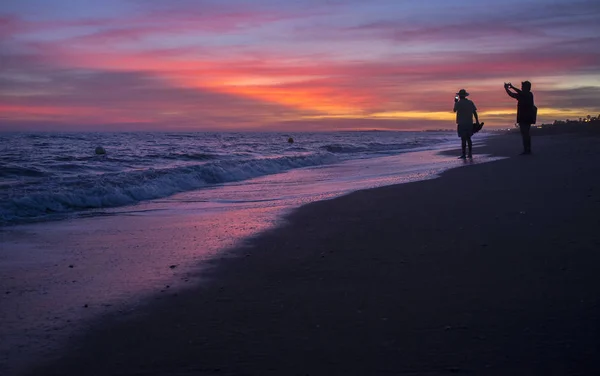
[453, 89, 480, 159]
[504, 81, 536, 154]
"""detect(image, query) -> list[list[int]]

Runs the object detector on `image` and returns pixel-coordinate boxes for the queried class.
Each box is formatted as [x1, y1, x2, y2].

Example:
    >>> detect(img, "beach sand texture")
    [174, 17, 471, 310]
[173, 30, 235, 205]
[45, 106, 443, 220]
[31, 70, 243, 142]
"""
[10, 130, 600, 375]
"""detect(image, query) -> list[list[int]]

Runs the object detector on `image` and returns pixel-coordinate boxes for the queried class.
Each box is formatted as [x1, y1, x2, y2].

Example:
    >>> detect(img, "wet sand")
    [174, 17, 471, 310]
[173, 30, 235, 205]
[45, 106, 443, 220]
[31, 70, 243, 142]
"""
[15, 129, 600, 375]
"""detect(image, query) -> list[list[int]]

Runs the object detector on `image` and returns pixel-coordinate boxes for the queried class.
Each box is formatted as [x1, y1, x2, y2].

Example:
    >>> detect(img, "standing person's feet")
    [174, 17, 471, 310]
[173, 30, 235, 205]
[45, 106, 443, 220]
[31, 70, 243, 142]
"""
[459, 154, 466, 159]
[520, 151, 532, 155]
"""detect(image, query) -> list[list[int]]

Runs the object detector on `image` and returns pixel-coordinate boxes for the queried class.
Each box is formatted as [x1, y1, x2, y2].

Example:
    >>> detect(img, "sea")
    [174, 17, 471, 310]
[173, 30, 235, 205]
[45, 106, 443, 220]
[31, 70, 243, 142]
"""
[0, 131, 483, 226]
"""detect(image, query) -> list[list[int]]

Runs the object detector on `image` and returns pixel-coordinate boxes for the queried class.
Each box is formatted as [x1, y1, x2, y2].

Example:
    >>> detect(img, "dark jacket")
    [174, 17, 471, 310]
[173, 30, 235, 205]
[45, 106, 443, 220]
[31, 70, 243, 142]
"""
[516, 91, 535, 125]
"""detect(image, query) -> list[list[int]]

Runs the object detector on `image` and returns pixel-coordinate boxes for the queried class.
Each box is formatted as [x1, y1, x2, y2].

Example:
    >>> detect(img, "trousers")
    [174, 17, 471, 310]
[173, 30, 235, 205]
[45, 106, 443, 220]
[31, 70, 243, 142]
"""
[461, 136, 472, 156]
[519, 124, 531, 152]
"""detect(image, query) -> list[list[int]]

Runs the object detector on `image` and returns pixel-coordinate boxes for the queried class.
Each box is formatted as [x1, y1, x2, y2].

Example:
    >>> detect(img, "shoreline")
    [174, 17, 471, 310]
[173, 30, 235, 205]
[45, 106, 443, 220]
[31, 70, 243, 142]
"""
[0, 130, 459, 228]
[7, 129, 600, 375]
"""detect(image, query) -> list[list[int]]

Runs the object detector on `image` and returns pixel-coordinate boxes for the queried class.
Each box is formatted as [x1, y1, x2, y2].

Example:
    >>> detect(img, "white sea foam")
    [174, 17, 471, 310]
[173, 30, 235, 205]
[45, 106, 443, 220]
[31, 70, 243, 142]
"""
[0, 153, 339, 223]
[0, 131, 458, 224]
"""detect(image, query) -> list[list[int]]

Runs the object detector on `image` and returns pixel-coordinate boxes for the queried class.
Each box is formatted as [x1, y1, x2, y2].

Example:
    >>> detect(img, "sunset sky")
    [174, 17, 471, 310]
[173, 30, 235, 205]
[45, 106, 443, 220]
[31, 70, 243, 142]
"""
[1, 0, 599, 131]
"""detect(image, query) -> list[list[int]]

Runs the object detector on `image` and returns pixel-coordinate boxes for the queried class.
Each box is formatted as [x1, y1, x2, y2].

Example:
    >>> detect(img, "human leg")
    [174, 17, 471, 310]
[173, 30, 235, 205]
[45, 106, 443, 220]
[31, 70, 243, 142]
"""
[519, 124, 532, 154]
[460, 137, 467, 158]
[524, 124, 531, 153]
[467, 137, 473, 157]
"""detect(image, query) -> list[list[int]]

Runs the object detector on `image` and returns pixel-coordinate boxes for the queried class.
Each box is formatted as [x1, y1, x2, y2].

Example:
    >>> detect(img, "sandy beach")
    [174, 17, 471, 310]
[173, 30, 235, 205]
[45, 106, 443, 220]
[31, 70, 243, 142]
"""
[6, 129, 600, 375]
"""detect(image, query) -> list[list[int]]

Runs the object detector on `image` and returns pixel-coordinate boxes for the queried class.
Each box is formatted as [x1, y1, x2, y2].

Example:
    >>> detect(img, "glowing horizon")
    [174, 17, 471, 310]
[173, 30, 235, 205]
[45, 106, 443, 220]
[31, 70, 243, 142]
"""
[1, 0, 599, 131]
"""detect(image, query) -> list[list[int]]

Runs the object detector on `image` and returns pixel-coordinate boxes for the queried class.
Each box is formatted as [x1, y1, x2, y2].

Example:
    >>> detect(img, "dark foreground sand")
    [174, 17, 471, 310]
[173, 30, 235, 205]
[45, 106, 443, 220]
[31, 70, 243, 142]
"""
[26, 130, 600, 375]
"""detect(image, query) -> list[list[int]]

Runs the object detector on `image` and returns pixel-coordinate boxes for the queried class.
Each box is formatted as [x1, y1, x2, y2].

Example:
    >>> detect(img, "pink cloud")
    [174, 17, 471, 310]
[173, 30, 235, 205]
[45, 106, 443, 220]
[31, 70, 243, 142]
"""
[0, 14, 114, 38]
[1, 4, 318, 45]
[0, 65, 317, 129]
[64, 11, 298, 45]
[347, 21, 548, 43]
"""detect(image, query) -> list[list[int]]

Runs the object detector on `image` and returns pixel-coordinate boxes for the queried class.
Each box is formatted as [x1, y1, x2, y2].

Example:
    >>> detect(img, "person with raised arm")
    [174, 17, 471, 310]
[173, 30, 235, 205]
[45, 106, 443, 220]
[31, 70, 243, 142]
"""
[504, 81, 536, 155]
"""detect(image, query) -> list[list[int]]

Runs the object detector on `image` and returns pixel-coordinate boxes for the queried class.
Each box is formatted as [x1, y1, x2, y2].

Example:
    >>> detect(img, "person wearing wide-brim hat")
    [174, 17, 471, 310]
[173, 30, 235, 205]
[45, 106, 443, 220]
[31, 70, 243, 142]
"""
[453, 89, 480, 159]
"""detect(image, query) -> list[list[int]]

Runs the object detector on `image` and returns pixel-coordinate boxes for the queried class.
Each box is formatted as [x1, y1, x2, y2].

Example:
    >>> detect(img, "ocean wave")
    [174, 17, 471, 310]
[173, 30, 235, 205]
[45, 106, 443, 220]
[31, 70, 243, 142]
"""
[53, 163, 88, 171]
[0, 165, 48, 178]
[321, 142, 412, 154]
[53, 155, 128, 163]
[0, 153, 338, 224]
[56, 152, 218, 163]
[321, 144, 366, 153]
[162, 152, 219, 161]
[1, 131, 458, 225]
